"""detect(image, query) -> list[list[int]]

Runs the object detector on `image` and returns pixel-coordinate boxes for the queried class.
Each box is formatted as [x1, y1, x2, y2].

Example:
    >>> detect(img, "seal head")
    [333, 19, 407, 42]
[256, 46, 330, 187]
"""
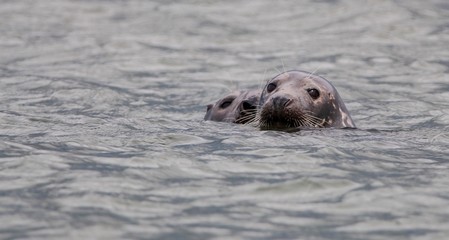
[258, 70, 355, 130]
[204, 89, 261, 124]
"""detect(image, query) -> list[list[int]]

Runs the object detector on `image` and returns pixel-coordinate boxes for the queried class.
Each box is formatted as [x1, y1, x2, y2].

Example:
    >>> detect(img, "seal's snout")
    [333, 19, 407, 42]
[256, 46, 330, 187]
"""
[272, 96, 292, 109]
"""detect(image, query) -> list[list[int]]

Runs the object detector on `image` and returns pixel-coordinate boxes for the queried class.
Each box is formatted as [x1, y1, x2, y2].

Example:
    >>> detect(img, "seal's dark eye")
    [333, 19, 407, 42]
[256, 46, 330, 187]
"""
[307, 88, 320, 99]
[220, 100, 233, 108]
[267, 83, 276, 92]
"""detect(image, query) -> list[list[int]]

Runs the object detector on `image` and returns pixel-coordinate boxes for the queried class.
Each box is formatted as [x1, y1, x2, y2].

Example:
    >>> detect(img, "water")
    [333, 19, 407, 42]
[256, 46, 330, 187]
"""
[1, 0, 448, 239]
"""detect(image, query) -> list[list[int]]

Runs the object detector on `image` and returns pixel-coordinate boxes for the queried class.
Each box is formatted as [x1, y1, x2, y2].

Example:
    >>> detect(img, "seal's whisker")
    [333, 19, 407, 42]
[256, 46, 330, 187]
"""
[300, 118, 307, 127]
[244, 118, 259, 126]
[238, 111, 257, 120]
[236, 113, 257, 124]
[281, 58, 286, 73]
[306, 66, 321, 80]
[257, 68, 269, 93]
[308, 114, 326, 125]
[294, 118, 302, 128]
[302, 110, 325, 120]
[303, 115, 317, 125]
[274, 66, 282, 75]
[302, 113, 326, 127]
[242, 108, 258, 113]
[243, 112, 258, 117]
[252, 115, 261, 125]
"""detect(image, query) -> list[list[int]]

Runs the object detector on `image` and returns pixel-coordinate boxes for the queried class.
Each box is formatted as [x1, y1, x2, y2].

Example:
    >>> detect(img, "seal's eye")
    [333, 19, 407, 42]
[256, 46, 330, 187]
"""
[266, 83, 276, 92]
[220, 99, 233, 108]
[307, 88, 320, 99]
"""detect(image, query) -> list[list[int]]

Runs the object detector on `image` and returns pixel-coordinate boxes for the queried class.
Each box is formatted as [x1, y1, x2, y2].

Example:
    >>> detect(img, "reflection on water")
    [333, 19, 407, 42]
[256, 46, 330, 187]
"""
[1, 0, 449, 239]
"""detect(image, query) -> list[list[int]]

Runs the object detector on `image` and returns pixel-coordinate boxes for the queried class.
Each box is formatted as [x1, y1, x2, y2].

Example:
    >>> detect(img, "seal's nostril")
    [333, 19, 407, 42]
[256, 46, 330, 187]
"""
[272, 96, 291, 109]
[283, 99, 292, 107]
[242, 100, 256, 110]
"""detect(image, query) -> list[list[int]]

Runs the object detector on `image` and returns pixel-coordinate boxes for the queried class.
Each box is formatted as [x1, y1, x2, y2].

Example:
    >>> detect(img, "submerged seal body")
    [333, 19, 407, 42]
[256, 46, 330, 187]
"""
[204, 89, 261, 124]
[257, 70, 355, 130]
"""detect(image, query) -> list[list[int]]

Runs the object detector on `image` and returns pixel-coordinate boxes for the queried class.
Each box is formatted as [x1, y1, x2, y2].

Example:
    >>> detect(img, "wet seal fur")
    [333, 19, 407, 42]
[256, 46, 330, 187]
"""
[204, 89, 261, 124]
[257, 70, 356, 130]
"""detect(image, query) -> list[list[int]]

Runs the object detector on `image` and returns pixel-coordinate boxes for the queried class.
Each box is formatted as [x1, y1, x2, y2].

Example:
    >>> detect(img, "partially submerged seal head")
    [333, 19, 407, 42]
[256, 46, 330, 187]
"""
[257, 70, 356, 130]
[204, 89, 261, 124]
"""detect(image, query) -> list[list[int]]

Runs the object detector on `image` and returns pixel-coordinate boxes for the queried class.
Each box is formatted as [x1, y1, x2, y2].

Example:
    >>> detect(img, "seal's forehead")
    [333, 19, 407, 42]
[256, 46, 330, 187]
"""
[244, 89, 262, 97]
[222, 90, 244, 98]
[272, 71, 314, 82]
[289, 71, 331, 85]
[273, 72, 291, 81]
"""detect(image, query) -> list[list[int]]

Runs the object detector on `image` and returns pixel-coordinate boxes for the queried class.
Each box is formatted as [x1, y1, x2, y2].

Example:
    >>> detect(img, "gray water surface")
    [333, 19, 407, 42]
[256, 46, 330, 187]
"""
[1, 0, 449, 239]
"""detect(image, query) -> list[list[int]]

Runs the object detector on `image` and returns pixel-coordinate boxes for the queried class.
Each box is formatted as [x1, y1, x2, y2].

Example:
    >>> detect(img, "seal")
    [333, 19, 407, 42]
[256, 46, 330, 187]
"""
[204, 89, 261, 124]
[204, 89, 260, 124]
[257, 70, 356, 130]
